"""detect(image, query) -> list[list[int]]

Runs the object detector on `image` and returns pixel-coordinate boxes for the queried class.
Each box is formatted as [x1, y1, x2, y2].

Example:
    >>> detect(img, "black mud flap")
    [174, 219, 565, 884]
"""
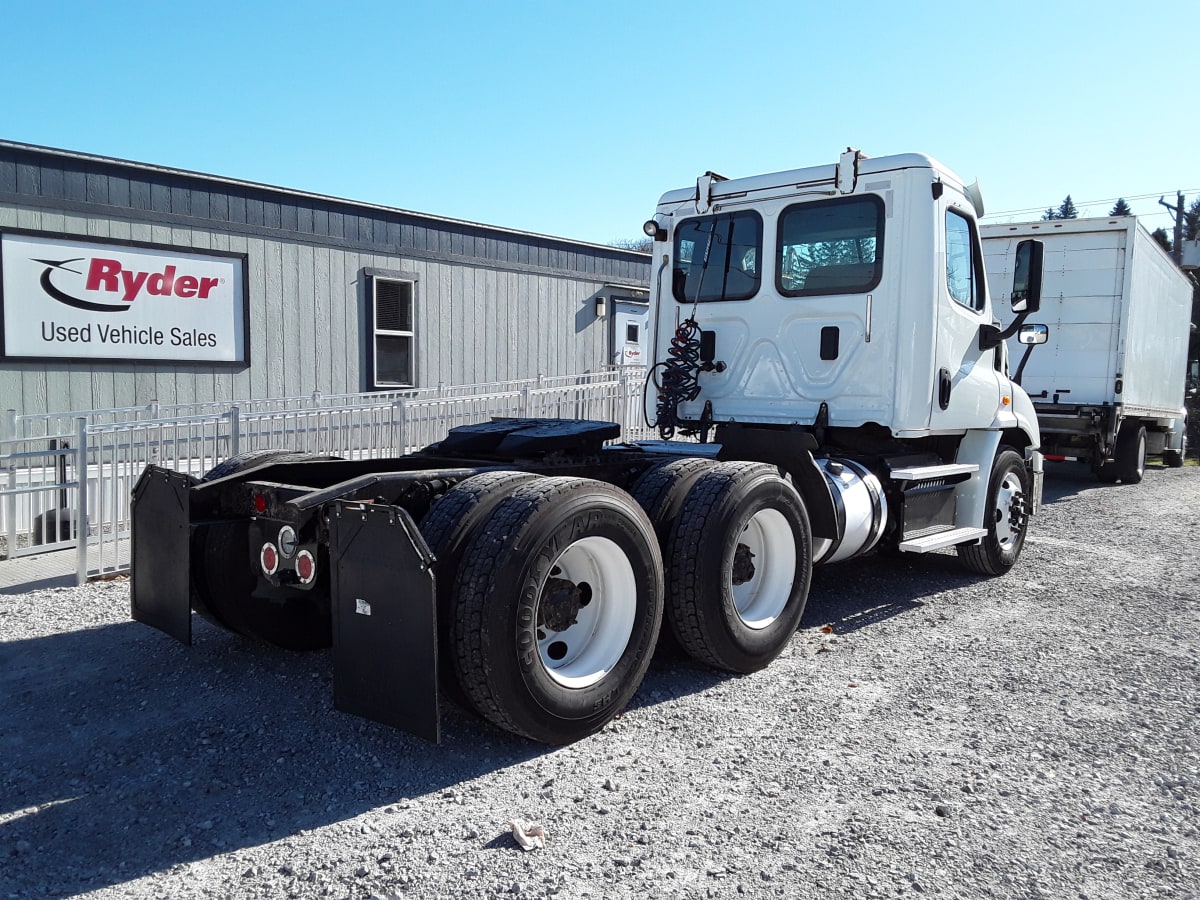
[130, 465, 199, 645]
[326, 500, 440, 743]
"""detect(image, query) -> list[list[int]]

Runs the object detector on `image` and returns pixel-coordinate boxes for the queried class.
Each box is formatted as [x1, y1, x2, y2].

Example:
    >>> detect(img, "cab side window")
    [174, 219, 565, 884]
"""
[946, 209, 983, 311]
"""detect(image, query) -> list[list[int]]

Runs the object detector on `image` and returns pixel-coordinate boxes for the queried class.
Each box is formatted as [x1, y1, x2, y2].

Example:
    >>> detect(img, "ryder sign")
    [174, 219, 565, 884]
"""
[1, 232, 248, 364]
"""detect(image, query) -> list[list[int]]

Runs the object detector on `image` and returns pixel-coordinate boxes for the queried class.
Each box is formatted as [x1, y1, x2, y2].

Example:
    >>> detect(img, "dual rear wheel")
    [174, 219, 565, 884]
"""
[419, 461, 812, 743]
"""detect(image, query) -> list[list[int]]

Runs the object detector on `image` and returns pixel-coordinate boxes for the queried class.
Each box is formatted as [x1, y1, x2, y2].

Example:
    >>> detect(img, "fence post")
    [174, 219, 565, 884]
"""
[520, 387, 530, 418]
[75, 416, 89, 586]
[4, 441, 15, 561]
[229, 406, 241, 459]
[392, 399, 407, 455]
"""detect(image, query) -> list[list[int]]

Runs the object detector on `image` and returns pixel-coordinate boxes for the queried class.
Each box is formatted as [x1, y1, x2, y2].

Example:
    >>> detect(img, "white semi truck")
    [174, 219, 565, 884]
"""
[131, 149, 1047, 744]
[982, 217, 1193, 479]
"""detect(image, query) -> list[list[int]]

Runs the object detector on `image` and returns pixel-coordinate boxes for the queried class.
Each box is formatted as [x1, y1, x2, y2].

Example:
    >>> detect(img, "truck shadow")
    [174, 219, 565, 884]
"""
[0, 543, 1019, 895]
[0, 617, 549, 896]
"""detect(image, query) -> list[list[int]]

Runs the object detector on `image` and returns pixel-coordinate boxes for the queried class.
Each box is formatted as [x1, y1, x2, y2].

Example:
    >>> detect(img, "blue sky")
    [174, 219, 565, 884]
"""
[2, 0, 1197, 246]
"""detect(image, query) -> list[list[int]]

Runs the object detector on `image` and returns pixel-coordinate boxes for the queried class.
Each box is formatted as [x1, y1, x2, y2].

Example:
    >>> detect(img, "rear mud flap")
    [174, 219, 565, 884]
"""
[131, 465, 199, 645]
[326, 501, 440, 743]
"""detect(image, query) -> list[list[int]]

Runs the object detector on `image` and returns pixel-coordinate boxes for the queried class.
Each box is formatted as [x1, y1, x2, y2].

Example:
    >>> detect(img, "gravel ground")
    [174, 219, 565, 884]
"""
[1, 463, 1197, 900]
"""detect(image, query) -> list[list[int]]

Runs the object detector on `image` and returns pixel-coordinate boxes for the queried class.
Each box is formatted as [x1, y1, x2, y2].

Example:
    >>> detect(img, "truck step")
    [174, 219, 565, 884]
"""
[898, 526, 987, 554]
[889, 463, 978, 482]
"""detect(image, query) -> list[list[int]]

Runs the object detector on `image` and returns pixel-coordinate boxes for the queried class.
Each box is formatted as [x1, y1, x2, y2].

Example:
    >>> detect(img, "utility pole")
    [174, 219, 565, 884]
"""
[1158, 192, 1185, 266]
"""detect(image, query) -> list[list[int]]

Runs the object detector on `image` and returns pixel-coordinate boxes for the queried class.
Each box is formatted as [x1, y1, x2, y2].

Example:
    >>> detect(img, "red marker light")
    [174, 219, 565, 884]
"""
[260, 543, 279, 576]
[253, 493, 267, 513]
[295, 550, 316, 584]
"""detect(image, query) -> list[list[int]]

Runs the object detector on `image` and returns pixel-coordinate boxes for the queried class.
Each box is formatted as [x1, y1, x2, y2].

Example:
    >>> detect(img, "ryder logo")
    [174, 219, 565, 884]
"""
[33, 256, 221, 313]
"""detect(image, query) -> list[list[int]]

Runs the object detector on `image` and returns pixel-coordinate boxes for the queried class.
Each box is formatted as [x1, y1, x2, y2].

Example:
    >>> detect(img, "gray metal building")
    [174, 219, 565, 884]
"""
[0, 141, 651, 418]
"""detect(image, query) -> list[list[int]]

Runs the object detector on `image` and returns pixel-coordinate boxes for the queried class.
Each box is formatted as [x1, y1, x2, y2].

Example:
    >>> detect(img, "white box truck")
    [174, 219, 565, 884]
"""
[982, 217, 1192, 480]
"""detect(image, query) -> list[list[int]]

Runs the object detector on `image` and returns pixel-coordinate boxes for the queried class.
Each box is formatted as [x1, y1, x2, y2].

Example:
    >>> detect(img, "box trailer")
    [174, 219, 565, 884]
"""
[982, 217, 1193, 479]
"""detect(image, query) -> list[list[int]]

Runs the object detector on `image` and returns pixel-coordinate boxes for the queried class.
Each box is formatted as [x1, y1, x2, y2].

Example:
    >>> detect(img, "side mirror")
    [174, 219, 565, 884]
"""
[1018, 323, 1049, 345]
[1011, 239, 1044, 314]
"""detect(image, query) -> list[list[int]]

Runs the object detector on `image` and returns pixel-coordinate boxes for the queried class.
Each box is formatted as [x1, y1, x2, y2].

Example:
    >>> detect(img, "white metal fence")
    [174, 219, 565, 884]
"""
[0, 368, 657, 582]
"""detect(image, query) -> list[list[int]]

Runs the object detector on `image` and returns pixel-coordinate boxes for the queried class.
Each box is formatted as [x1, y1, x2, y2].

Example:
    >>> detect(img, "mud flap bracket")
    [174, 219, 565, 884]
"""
[131, 465, 199, 645]
[326, 501, 440, 743]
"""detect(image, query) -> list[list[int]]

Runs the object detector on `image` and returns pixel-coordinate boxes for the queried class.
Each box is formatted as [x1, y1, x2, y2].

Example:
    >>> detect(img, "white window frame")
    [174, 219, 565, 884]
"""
[368, 272, 417, 389]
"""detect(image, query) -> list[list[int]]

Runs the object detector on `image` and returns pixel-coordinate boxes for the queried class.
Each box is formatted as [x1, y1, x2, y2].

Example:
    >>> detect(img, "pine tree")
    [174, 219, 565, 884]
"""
[1151, 227, 1173, 253]
[1109, 198, 1133, 217]
[1185, 197, 1200, 242]
[1057, 195, 1079, 219]
[1041, 207, 1059, 221]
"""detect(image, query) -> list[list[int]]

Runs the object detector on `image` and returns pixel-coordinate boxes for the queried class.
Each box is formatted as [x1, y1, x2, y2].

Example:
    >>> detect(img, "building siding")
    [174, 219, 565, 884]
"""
[0, 143, 649, 417]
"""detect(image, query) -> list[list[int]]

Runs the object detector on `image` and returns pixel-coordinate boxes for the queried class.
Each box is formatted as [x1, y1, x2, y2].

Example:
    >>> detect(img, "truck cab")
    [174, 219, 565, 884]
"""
[644, 150, 1044, 567]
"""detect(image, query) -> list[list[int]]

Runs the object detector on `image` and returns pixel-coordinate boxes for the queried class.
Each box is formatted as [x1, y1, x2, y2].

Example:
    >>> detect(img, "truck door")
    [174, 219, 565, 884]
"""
[610, 298, 649, 368]
[928, 202, 1000, 430]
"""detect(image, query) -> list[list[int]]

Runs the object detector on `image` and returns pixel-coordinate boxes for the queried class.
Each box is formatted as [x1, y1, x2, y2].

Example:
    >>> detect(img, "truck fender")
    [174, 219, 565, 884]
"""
[953, 430, 1003, 532]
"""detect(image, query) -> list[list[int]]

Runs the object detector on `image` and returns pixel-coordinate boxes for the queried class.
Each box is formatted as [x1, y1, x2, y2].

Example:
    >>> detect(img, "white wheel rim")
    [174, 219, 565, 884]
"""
[729, 508, 796, 629]
[536, 536, 636, 689]
[1136, 432, 1146, 478]
[994, 471, 1025, 548]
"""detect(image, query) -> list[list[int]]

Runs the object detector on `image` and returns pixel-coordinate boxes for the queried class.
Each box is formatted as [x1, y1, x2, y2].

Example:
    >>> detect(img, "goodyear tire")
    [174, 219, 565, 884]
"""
[418, 470, 541, 704]
[1115, 425, 1147, 484]
[957, 447, 1030, 576]
[451, 477, 663, 744]
[666, 461, 811, 673]
[191, 449, 339, 649]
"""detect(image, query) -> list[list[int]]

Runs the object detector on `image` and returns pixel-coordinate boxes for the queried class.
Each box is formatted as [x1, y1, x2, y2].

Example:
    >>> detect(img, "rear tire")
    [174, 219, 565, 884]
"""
[958, 447, 1030, 576]
[1115, 424, 1147, 484]
[201, 449, 341, 483]
[665, 461, 811, 673]
[451, 477, 663, 744]
[629, 457, 719, 547]
[418, 470, 541, 704]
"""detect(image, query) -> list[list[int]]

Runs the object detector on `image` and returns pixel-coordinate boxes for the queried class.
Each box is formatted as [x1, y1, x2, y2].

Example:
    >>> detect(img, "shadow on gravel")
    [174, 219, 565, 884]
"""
[1038, 459, 1180, 503]
[0, 616, 554, 897]
[803, 551, 976, 634]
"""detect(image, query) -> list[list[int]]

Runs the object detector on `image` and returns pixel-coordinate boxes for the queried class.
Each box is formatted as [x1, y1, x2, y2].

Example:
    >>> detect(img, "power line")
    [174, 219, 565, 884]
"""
[984, 188, 1200, 220]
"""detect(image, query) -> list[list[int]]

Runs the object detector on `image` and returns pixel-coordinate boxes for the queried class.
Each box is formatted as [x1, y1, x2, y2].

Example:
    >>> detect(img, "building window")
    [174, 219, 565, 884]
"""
[373, 277, 415, 387]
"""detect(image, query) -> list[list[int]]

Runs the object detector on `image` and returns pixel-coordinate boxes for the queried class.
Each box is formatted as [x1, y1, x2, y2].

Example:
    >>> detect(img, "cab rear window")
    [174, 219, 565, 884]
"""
[672, 211, 763, 303]
[776, 196, 884, 296]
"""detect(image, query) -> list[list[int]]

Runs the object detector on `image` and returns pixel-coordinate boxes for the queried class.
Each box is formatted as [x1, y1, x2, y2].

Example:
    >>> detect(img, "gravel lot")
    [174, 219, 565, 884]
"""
[2, 463, 1197, 899]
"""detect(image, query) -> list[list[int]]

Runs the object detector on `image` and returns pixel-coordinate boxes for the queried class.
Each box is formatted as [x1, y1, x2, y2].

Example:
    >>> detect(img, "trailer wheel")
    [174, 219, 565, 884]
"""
[1115, 424, 1147, 484]
[418, 470, 542, 704]
[452, 477, 663, 743]
[666, 461, 811, 673]
[1164, 446, 1185, 469]
[191, 450, 338, 650]
[957, 447, 1030, 576]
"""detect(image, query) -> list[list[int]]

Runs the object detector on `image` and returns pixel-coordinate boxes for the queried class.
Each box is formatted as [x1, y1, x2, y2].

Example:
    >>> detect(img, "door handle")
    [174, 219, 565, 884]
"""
[938, 368, 952, 410]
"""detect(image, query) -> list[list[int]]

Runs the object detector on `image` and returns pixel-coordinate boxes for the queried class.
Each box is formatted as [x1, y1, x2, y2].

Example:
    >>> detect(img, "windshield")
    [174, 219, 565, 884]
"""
[672, 211, 762, 303]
